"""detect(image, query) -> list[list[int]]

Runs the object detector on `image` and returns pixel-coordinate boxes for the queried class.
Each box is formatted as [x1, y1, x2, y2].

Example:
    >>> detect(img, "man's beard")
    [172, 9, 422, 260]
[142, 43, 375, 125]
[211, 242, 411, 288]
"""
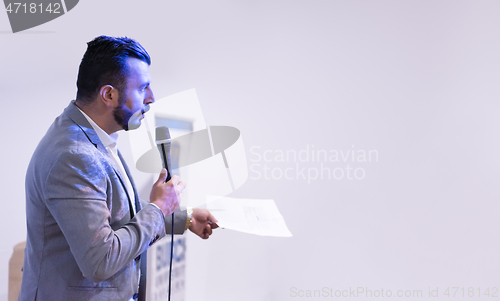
[113, 100, 135, 131]
[113, 99, 148, 131]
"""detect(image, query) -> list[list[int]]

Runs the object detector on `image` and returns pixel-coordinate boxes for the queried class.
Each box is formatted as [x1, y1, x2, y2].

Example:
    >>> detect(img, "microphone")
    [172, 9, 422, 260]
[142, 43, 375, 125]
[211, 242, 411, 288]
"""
[155, 126, 172, 182]
[156, 126, 175, 301]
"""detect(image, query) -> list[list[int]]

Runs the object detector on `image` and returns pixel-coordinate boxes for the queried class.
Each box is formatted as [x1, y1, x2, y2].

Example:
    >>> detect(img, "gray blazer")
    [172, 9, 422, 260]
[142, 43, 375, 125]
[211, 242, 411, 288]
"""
[19, 102, 186, 301]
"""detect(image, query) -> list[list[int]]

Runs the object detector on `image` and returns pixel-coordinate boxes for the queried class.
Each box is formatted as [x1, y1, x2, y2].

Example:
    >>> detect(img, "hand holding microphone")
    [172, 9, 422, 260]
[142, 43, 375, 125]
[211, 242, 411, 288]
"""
[150, 126, 185, 216]
[150, 169, 185, 216]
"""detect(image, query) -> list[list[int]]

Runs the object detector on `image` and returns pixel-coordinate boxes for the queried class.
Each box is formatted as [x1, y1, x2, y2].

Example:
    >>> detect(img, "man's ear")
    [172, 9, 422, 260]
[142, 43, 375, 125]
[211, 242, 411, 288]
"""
[98, 85, 119, 108]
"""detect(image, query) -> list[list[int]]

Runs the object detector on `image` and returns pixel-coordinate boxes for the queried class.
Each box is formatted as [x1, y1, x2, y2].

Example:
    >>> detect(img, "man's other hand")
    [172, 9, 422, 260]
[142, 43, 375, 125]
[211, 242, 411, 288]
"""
[189, 208, 219, 239]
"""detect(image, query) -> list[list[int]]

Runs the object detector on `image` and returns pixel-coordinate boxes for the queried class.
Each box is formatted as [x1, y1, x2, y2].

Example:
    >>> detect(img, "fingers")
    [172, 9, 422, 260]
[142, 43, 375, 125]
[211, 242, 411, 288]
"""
[200, 224, 212, 239]
[210, 222, 219, 229]
[166, 176, 186, 194]
[177, 180, 186, 190]
[206, 212, 219, 229]
[192, 208, 219, 229]
[155, 170, 182, 187]
[155, 168, 168, 184]
[208, 212, 218, 223]
[157, 174, 185, 193]
[168, 175, 180, 185]
[150, 173, 186, 216]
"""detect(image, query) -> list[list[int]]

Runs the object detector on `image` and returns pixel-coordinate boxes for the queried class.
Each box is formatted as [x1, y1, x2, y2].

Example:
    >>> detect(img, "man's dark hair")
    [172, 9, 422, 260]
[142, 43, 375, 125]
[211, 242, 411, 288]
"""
[76, 36, 151, 102]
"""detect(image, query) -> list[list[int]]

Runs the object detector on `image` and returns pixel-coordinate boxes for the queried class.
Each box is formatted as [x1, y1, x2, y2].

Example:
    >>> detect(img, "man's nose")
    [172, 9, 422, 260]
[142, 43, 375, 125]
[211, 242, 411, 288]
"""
[145, 87, 155, 104]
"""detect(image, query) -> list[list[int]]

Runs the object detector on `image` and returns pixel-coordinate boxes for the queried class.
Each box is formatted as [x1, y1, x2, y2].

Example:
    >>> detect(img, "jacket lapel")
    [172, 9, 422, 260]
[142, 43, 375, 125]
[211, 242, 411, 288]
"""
[63, 101, 139, 217]
[63, 101, 108, 154]
[118, 150, 142, 212]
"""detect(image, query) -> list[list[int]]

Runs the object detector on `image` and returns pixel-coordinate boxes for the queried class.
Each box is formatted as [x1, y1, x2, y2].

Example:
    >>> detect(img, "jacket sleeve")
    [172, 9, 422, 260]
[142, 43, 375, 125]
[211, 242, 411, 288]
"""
[164, 207, 188, 234]
[139, 198, 187, 234]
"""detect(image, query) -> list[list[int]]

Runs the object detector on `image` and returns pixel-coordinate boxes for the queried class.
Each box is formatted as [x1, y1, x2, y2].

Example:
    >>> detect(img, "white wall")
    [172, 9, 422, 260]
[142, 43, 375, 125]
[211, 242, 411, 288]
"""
[1, 1, 500, 300]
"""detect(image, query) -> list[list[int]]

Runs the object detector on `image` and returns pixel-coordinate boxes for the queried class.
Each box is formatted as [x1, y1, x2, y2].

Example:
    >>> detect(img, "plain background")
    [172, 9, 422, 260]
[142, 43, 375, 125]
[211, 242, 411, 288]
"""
[1, 1, 500, 300]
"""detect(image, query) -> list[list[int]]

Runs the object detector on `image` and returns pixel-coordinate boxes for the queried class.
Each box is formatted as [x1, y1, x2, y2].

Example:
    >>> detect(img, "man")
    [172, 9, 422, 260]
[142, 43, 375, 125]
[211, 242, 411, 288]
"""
[19, 36, 218, 301]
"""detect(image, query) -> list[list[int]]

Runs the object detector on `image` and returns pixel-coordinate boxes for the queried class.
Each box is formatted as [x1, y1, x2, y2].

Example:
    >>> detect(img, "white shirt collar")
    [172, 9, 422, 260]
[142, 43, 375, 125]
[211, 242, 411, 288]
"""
[76, 106, 119, 149]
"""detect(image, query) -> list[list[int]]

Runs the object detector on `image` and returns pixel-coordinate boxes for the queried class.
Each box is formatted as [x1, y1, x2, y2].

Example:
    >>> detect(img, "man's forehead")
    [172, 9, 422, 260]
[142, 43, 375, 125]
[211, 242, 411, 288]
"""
[125, 57, 151, 81]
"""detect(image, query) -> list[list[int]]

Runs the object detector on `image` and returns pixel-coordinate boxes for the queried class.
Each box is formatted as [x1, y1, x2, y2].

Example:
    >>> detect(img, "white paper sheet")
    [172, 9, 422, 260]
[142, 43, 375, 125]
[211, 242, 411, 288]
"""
[203, 196, 292, 237]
